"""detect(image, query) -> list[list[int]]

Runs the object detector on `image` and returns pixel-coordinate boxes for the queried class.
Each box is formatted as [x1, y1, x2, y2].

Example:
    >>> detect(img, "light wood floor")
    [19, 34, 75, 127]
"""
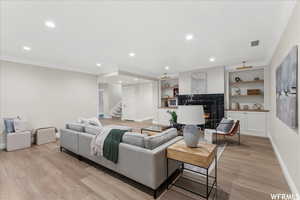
[0, 119, 290, 200]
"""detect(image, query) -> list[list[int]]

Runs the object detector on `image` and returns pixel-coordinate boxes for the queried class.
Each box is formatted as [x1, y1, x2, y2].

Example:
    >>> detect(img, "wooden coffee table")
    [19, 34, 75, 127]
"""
[166, 140, 217, 200]
[140, 125, 169, 136]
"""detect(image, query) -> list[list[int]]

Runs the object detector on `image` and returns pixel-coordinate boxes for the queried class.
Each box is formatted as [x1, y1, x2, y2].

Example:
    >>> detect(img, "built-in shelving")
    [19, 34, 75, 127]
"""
[160, 78, 179, 108]
[228, 68, 265, 110]
[226, 109, 269, 112]
[230, 80, 264, 85]
[161, 86, 179, 90]
[231, 94, 263, 97]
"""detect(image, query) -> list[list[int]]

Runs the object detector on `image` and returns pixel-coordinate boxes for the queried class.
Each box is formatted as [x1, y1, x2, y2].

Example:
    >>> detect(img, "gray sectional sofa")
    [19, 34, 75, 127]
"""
[59, 123, 182, 198]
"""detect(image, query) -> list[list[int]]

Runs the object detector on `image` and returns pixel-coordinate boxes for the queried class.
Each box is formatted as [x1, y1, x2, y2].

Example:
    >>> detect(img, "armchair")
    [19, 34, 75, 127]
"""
[204, 120, 240, 145]
[3, 117, 32, 151]
[6, 131, 31, 151]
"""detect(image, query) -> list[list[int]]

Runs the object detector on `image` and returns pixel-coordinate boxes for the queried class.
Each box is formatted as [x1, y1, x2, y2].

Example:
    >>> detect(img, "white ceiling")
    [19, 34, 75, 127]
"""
[99, 73, 153, 85]
[0, 1, 296, 77]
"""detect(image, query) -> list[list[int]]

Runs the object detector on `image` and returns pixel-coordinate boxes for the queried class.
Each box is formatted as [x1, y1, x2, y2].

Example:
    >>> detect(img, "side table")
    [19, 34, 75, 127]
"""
[33, 127, 57, 145]
[166, 139, 217, 200]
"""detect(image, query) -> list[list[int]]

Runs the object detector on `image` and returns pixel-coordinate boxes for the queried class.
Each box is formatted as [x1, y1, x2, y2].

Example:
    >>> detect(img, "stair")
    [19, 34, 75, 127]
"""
[110, 102, 122, 118]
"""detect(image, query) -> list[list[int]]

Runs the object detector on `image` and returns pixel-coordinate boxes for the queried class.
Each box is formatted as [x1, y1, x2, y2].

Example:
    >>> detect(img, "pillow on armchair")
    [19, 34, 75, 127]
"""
[216, 118, 234, 133]
[4, 118, 15, 134]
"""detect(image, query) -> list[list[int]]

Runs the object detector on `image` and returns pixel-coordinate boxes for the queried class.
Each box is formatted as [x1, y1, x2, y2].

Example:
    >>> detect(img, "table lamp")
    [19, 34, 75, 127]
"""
[178, 105, 205, 147]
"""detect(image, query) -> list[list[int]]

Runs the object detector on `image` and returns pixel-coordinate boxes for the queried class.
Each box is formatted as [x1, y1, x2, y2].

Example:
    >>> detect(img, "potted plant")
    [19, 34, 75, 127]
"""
[167, 110, 178, 128]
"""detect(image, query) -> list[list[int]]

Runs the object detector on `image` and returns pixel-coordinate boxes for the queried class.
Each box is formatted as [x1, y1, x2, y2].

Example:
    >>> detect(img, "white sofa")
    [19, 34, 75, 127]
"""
[60, 123, 182, 198]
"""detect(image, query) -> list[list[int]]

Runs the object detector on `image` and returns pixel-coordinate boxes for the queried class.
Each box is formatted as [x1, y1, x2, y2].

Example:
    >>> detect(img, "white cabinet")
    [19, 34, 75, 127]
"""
[229, 112, 247, 131]
[247, 112, 266, 134]
[155, 108, 177, 126]
[226, 111, 267, 137]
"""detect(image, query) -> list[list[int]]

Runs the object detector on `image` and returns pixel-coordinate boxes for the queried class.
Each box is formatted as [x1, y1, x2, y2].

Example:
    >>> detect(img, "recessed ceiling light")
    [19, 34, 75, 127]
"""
[118, 80, 122, 84]
[22, 46, 31, 51]
[165, 66, 170, 70]
[209, 57, 216, 62]
[45, 20, 56, 28]
[185, 34, 194, 41]
[96, 63, 101, 67]
[134, 78, 139, 81]
[129, 52, 135, 57]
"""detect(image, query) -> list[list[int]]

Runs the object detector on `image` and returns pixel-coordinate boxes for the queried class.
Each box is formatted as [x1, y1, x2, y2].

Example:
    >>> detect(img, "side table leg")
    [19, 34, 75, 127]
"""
[215, 149, 218, 200]
[206, 168, 209, 200]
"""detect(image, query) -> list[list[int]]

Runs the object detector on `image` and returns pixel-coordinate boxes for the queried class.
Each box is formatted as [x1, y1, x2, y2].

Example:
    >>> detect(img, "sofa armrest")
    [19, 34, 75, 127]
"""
[60, 128, 79, 154]
[118, 136, 183, 189]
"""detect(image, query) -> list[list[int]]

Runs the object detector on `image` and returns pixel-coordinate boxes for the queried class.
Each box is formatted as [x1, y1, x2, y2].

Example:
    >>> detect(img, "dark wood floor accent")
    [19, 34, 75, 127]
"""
[0, 119, 290, 200]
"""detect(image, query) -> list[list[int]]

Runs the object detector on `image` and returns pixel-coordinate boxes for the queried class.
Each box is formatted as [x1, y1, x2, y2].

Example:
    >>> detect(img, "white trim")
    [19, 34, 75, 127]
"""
[269, 134, 300, 198]
[134, 117, 154, 122]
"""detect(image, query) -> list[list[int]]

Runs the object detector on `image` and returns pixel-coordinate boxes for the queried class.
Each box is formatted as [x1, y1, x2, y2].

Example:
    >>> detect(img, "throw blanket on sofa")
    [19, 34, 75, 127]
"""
[103, 129, 128, 163]
[90, 126, 129, 163]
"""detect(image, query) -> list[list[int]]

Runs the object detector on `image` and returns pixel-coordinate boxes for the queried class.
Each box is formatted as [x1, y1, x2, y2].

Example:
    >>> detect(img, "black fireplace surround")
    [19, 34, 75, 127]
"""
[177, 94, 224, 129]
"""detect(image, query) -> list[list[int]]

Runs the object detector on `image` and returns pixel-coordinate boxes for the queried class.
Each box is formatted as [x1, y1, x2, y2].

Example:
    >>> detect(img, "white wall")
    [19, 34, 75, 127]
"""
[136, 83, 155, 120]
[0, 61, 3, 149]
[0, 61, 98, 148]
[269, 1, 300, 196]
[179, 66, 225, 94]
[99, 83, 122, 116]
[122, 82, 155, 121]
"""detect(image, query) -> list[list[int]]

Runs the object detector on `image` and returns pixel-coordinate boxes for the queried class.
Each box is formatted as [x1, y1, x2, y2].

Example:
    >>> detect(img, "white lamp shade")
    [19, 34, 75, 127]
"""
[177, 105, 205, 125]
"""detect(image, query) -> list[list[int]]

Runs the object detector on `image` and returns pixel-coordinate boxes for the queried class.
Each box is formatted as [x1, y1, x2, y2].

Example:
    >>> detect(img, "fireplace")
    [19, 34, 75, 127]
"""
[177, 94, 224, 129]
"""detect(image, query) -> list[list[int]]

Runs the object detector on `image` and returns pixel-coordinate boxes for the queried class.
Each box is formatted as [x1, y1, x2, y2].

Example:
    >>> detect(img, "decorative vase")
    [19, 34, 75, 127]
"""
[183, 125, 200, 147]
[235, 77, 241, 82]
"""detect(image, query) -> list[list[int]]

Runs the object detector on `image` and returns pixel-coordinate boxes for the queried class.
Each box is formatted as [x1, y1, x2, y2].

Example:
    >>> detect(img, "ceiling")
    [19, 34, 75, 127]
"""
[99, 73, 153, 85]
[0, 1, 296, 77]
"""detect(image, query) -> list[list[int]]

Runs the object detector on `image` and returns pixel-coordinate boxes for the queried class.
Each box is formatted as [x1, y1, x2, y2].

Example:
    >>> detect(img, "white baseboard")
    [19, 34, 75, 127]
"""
[135, 117, 153, 122]
[269, 134, 300, 198]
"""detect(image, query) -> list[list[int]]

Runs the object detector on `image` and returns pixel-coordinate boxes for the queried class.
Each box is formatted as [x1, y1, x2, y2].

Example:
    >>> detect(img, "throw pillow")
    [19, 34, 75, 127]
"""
[85, 125, 103, 135]
[144, 128, 178, 150]
[4, 118, 15, 133]
[122, 132, 147, 148]
[78, 117, 90, 125]
[88, 117, 102, 127]
[216, 118, 234, 133]
[66, 123, 85, 132]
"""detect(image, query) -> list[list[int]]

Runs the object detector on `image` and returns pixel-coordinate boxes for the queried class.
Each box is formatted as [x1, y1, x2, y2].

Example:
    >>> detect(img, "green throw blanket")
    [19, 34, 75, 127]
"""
[103, 129, 128, 163]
